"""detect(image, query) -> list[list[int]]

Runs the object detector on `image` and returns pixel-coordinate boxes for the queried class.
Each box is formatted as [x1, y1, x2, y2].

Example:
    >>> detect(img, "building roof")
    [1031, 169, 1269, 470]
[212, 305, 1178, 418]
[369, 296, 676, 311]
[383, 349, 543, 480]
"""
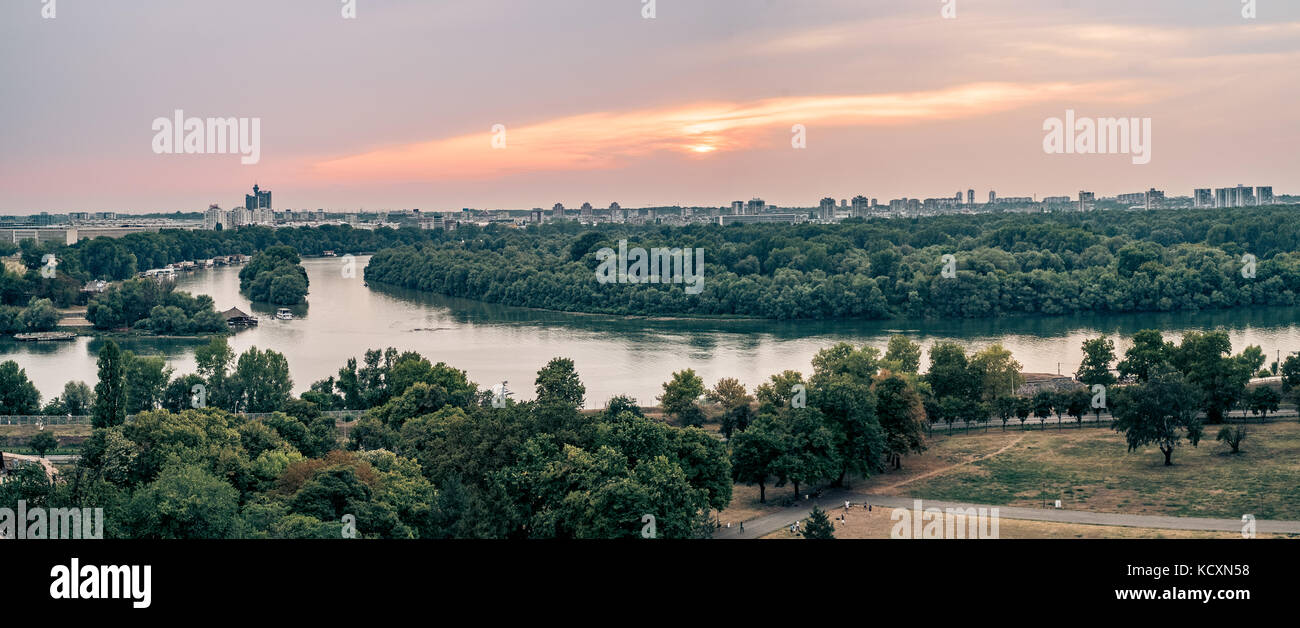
[221, 307, 254, 321]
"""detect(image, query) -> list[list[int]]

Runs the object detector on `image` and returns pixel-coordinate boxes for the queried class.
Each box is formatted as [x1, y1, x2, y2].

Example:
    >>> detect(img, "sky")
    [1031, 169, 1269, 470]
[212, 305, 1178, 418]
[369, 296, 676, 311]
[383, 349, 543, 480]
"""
[1, 0, 1298, 214]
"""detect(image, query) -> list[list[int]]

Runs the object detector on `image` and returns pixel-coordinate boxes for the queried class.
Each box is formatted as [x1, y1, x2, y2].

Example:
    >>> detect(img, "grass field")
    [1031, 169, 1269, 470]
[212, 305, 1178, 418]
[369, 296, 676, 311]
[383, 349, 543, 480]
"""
[0, 424, 92, 453]
[761, 507, 1295, 539]
[900, 421, 1300, 520]
[721, 420, 1300, 535]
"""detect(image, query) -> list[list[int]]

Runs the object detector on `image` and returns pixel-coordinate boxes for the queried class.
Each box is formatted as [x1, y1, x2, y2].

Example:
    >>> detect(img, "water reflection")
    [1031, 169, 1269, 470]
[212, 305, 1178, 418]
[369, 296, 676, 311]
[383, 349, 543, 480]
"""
[4, 256, 1298, 409]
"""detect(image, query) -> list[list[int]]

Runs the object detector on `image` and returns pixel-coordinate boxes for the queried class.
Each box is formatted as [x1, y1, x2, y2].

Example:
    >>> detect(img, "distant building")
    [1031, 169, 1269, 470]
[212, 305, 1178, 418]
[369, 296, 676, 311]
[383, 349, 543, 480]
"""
[851, 195, 870, 217]
[530, 209, 544, 223]
[1078, 191, 1095, 212]
[1043, 196, 1071, 205]
[745, 198, 766, 214]
[1194, 189, 1213, 208]
[719, 214, 803, 226]
[989, 191, 996, 204]
[818, 197, 836, 220]
[552, 203, 565, 219]
[245, 184, 272, 211]
[731, 201, 744, 215]
[580, 202, 593, 219]
[1257, 186, 1274, 205]
[1144, 188, 1165, 210]
[967, 189, 975, 206]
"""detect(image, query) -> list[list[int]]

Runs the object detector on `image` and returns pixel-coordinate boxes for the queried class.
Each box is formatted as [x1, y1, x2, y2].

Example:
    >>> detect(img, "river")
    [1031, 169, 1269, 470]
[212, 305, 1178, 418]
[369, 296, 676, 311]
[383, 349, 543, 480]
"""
[4, 256, 1299, 409]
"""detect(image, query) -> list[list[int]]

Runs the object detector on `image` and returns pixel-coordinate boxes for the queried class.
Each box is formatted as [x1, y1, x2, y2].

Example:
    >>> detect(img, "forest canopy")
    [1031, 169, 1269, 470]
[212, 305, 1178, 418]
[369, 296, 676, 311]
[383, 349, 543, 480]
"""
[363, 205, 1300, 320]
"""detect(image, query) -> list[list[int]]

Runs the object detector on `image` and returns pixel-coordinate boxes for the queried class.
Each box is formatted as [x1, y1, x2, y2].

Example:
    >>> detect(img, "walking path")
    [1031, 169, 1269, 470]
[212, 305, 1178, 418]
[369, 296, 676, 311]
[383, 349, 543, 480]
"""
[714, 493, 1300, 538]
[714, 430, 1300, 538]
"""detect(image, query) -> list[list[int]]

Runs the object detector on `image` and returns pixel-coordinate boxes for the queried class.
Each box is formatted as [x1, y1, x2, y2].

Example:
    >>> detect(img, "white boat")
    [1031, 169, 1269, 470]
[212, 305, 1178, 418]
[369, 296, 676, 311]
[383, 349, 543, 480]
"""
[275, 308, 294, 320]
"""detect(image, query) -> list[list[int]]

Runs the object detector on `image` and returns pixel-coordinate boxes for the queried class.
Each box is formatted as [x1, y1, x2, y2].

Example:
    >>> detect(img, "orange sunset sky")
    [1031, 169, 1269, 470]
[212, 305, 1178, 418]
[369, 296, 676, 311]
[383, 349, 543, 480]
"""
[2, 0, 1298, 213]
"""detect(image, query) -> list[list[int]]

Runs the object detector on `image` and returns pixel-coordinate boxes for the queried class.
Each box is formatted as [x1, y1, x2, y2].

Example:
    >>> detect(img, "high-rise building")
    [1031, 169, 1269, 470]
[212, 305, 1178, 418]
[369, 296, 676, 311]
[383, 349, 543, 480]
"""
[552, 203, 565, 219]
[851, 195, 870, 217]
[730, 201, 744, 215]
[745, 198, 766, 214]
[818, 197, 836, 220]
[967, 189, 975, 206]
[530, 209, 543, 223]
[204, 204, 225, 230]
[245, 184, 272, 211]
[1236, 184, 1255, 207]
[989, 191, 996, 204]
[1194, 189, 1213, 208]
[1144, 188, 1165, 210]
[580, 202, 593, 219]
[1257, 186, 1274, 205]
[1078, 191, 1095, 212]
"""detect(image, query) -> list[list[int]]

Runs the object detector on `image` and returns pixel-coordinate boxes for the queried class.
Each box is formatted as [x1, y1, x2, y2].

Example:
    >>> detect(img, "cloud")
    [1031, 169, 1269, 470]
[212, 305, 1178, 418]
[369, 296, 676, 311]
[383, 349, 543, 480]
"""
[312, 81, 1128, 183]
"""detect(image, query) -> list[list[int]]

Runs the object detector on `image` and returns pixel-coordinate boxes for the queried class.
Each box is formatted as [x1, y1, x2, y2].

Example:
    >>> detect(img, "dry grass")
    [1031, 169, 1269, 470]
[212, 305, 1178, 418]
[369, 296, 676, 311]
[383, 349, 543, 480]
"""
[761, 507, 1296, 539]
[719, 429, 1019, 524]
[898, 421, 1300, 520]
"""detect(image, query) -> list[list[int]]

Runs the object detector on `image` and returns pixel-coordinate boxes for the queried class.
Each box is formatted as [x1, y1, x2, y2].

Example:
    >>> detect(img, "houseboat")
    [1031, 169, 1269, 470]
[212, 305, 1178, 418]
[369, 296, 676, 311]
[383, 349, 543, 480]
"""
[275, 308, 294, 321]
[221, 307, 259, 327]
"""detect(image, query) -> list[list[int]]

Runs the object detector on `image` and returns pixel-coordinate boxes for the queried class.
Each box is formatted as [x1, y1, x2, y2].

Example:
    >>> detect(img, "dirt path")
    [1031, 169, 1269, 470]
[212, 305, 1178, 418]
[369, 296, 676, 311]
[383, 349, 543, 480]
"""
[878, 434, 1025, 492]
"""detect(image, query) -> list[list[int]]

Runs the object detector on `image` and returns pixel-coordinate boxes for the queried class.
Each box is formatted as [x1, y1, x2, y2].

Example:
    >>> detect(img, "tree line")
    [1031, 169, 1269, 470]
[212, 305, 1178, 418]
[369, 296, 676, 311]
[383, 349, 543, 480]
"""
[2, 342, 730, 539]
[363, 205, 1300, 320]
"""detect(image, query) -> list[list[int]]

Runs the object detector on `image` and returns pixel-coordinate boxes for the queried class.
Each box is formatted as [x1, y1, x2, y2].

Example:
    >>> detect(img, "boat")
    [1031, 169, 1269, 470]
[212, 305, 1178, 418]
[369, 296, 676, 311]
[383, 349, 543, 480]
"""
[13, 331, 76, 342]
[275, 308, 294, 320]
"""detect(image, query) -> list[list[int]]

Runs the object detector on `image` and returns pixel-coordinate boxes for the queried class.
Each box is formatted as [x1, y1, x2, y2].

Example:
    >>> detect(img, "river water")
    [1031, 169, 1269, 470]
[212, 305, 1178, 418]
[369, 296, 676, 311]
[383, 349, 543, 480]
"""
[4, 256, 1299, 409]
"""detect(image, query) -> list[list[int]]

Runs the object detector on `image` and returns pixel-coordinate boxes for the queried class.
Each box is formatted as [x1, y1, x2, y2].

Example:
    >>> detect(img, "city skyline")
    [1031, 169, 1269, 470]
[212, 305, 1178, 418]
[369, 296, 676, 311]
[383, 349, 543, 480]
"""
[3, 0, 1300, 213]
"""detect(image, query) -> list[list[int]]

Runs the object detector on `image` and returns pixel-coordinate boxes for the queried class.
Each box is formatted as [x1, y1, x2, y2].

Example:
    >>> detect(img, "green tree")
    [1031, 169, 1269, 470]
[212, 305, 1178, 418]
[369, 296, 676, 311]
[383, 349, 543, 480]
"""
[1031, 390, 1055, 429]
[1215, 426, 1246, 454]
[729, 415, 783, 503]
[993, 396, 1017, 431]
[770, 407, 839, 498]
[1282, 354, 1300, 410]
[29, 430, 58, 457]
[18, 297, 59, 332]
[969, 343, 1024, 402]
[802, 505, 835, 539]
[0, 360, 41, 415]
[1117, 330, 1171, 382]
[1245, 386, 1281, 421]
[1014, 396, 1031, 429]
[123, 464, 241, 538]
[92, 341, 128, 427]
[1064, 387, 1091, 426]
[231, 347, 293, 412]
[124, 352, 172, 414]
[874, 374, 926, 469]
[1077, 337, 1117, 388]
[883, 335, 922, 373]
[1111, 368, 1203, 466]
[926, 342, 978, 400]
[60, 381, 94, 415]
[658, 369, 705, 426]
[535, 357, 585, 409]
[1169, 331, 1252, 424]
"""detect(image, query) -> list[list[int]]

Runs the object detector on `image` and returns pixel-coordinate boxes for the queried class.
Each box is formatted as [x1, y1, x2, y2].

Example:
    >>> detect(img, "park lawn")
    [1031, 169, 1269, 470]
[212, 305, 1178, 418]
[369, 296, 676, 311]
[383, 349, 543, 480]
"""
[719, 429, 1021, 524]
[760, 507, 1297, 539]
[0, 424, 92, 439]
[897, 420, 1300, 520]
